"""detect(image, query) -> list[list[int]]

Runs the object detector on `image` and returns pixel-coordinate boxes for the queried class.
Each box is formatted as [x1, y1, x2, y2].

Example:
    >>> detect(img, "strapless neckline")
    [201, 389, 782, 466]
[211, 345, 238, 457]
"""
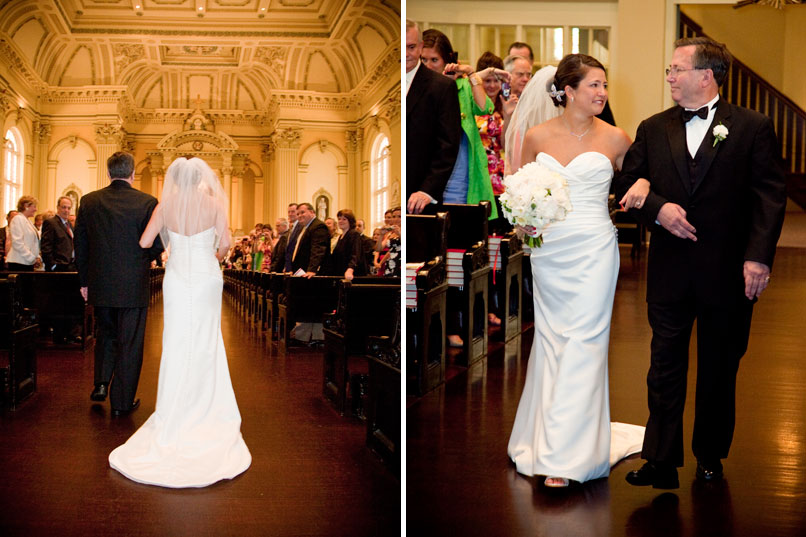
[538, 151, 612, 170]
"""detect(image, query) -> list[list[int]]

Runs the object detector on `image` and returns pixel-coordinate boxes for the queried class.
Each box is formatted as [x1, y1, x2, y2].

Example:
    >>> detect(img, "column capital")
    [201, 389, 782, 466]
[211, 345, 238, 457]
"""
[94, 123, 125, 145]
[275, 128, 302, 149]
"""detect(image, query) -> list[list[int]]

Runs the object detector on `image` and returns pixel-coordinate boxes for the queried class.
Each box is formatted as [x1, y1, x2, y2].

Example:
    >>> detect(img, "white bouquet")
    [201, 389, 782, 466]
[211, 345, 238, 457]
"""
[499, 161, 573, 247]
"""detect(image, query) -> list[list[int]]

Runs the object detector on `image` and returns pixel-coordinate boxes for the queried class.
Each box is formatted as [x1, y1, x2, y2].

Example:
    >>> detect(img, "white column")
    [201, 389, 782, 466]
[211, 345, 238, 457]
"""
[261, 141, 274, 223]
[94, 124, 123, 189]
[272, 127, 302, 220]
[34, 121, 52, 205]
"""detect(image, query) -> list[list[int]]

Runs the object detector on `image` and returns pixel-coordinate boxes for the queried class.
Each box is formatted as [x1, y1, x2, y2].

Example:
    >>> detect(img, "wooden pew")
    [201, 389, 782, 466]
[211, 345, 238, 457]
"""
[0, 272, 92, 350]
[0, 275, 39, 409]
[406, 212, 448, 396]
[428, 202, 492, 365]
[365, 307, 400, 475]
[488, 231, 524, 341]
[276, 275, 343, 354]
[264, 272, 286, 340]
[322, 277, 400, 415]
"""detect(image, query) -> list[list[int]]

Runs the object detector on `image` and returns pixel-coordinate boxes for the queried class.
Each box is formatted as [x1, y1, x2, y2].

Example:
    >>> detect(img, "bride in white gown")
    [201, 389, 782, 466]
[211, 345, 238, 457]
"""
[109, 156, 251, 488]
[506, 54, 646, 488]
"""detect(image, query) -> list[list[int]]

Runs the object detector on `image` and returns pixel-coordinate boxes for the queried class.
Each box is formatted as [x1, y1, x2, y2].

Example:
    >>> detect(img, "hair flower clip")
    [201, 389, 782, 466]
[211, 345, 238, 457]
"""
[549, 83, 565, 102]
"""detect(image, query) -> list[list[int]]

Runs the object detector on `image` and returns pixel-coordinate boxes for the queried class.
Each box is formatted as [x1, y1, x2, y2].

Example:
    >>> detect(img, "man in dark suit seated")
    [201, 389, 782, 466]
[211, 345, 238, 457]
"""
[288, 202, 331, 343]
[405, 19, 461, 214]
[41, 196, 76, 272]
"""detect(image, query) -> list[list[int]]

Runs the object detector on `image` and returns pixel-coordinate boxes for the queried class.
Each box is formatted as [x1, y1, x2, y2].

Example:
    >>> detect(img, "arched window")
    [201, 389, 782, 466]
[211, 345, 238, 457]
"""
[3, 129, 23, 217]
[371, 134, 390, 229]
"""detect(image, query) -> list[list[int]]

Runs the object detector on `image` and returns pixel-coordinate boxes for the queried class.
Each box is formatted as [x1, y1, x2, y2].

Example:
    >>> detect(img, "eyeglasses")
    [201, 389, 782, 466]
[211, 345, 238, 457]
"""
[665, 66, 702, 76]
[512, 71, 532, 79]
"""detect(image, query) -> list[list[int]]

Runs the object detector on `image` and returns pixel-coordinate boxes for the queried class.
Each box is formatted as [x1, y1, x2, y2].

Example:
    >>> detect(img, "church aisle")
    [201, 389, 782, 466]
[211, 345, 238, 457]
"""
[0, 298, 399, 536]
[407, 246, 806, 537]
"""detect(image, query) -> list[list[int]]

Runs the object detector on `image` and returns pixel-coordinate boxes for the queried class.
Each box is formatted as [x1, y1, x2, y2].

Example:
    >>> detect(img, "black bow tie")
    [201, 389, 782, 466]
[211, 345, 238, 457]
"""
[682, 106, 710, 122]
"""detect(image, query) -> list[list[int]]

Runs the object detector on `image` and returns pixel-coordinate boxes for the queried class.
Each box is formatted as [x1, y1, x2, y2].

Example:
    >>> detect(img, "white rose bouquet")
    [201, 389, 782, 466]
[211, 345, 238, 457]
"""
[498, 161, 573, 248]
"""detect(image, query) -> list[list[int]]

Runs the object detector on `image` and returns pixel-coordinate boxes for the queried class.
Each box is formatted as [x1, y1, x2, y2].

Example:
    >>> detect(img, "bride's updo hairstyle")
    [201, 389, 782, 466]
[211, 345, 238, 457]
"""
[421, 29, 459, 65]
[549, 53, 606, 108]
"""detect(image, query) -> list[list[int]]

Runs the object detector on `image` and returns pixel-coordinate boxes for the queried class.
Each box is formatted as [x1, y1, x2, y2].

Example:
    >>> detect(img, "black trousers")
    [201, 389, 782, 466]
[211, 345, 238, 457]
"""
[6, 262, 33, 271]
[642, 297, 754, 467]
[94, 306, 149, 410]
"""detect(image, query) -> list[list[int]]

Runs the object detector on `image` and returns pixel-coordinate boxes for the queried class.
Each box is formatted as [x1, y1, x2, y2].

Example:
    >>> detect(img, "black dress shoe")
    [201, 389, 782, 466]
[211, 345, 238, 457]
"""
[90, 383, 108, 402]
[696, 459, 723, 481]
[625, 462, 680, 489]
[111, 399, 140, 418]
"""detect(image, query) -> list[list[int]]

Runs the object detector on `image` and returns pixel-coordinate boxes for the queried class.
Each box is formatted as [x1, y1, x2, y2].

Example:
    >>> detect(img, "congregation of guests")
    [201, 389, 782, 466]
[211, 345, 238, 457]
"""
[223, 201, 400, 279]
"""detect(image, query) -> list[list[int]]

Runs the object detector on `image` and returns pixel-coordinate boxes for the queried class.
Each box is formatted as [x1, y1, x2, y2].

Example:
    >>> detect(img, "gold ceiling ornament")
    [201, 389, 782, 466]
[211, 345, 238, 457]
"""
[734, 0, 802, 9]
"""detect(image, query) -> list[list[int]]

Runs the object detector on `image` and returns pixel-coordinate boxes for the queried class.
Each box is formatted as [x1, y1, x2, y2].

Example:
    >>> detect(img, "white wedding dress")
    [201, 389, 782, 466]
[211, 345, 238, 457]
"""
[507, 152, 644, 483]
[109, 227, 251, 487]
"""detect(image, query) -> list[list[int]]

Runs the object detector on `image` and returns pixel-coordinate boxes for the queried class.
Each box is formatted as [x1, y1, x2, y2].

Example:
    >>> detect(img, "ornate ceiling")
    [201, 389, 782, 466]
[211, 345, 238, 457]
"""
[0, 0, 400, 115]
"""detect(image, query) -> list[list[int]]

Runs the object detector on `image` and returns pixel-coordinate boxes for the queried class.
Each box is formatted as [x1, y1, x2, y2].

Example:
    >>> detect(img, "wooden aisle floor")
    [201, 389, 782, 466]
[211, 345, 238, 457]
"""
[407, 246, 806, 537]
[0, 296, 400, 536]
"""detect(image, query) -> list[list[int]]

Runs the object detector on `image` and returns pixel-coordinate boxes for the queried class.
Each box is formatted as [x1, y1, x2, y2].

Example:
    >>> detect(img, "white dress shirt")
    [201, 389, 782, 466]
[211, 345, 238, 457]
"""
[685, 94, 720, 158]
[406, 60, 420, 96]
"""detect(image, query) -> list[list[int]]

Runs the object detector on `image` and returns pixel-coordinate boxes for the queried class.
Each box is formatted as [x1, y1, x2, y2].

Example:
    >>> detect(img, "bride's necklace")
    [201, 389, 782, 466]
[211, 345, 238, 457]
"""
[562, 116, 593, 141]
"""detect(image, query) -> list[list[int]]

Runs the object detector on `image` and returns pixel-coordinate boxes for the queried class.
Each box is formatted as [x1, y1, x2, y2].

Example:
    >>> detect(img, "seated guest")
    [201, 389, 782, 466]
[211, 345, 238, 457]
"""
[328, 209, 366, 280]
[41, 196, 76, 272]
[6, 195, 41, 271]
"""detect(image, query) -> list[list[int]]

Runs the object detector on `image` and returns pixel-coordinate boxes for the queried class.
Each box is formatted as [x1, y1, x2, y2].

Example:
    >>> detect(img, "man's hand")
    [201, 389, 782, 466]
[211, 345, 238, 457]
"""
[80, 286, 88, 302]
[744, 260, 771, 300]
[657, 203, 697, 241]
[407, 191, 433, 214]
[304, 271, 316, 279]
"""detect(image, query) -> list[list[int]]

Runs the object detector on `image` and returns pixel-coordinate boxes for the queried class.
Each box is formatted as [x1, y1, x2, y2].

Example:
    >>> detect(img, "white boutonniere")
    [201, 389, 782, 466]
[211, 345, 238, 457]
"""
[712, 123, 728, 147]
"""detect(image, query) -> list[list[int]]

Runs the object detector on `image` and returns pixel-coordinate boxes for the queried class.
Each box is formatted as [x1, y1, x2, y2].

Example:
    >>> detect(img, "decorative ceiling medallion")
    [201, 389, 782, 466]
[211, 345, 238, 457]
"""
[160, 45, 240, 66]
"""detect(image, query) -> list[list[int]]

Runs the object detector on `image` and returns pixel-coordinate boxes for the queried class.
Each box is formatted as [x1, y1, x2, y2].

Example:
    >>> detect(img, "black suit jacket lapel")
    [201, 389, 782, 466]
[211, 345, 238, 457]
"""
[406, 65, 427, 117]
[691, 99, 732, 193]
[666, 108, 690, 193]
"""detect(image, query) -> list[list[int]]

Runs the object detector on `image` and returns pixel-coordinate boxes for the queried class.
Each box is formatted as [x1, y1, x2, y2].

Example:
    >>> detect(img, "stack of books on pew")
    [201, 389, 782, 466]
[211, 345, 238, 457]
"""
[446, 249, 465, 288]
[488, 235, 502, 272]
[405, 262, 424, 309]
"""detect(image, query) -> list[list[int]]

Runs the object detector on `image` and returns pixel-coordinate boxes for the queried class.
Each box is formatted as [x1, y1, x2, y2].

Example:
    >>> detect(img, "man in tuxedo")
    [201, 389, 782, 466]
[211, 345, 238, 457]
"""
[405, 19, 460, 214]
[615, 37, 786, 488]
[41, 197, 76, 272]
[75, 151, 163, 416]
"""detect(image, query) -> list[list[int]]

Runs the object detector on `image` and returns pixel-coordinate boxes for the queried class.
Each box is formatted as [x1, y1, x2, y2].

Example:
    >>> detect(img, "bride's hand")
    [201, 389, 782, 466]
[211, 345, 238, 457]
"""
[619, 178, 650, 210]
[516, 224, 537, 237]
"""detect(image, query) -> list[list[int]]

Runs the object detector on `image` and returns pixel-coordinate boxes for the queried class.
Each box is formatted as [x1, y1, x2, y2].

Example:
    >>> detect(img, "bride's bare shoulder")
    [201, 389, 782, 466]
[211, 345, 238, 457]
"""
[524, 117, 562, 142]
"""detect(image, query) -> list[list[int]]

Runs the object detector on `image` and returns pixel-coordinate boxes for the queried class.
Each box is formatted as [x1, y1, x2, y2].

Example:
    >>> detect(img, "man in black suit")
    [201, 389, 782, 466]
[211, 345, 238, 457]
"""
[75, 151, 163, 416]
[290, 202, 330, 278]
[41, 196, 76, 272]
[287, 202, 330, 343]
[405, 19, 460, 214]
[615, 37, 786, 489]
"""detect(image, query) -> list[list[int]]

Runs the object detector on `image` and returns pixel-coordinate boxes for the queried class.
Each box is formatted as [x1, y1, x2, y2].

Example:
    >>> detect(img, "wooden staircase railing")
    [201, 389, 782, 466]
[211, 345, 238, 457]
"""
[680, 12, 806, 209]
